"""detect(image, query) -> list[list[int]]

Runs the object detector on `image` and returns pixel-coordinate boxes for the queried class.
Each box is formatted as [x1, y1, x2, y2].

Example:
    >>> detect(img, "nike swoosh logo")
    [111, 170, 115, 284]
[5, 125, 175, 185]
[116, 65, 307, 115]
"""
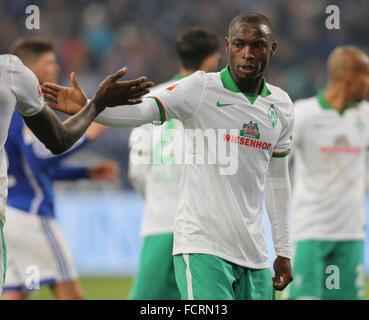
[216, 100, 233, 107]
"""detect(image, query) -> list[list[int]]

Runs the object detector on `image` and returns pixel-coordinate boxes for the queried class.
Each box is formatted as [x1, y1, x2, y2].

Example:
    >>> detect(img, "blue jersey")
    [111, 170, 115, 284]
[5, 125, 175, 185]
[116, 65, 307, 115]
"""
[5, 111, 89, 218]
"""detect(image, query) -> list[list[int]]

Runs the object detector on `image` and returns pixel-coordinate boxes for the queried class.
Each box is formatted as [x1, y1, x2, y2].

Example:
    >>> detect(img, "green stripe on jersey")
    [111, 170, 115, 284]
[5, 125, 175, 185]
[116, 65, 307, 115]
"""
[171, 74, 186, 81]
[317, 91, 356, 116]
[147, 96, 166, 123]
[272, 149, 291, 158]
[21, 103, 47, 118]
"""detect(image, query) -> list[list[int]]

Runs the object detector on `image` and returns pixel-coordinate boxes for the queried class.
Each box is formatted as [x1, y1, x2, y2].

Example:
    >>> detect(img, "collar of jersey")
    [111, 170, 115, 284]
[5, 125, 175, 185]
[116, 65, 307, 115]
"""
[220, 65, 271, 104]
[171, 74, 187, 81]
[317, 90, 356, 116]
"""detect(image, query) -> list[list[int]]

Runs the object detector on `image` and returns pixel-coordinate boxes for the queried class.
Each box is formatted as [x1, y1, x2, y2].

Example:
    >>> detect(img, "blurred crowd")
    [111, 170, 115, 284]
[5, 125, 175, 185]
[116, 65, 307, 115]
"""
[1, 0, 368, 189]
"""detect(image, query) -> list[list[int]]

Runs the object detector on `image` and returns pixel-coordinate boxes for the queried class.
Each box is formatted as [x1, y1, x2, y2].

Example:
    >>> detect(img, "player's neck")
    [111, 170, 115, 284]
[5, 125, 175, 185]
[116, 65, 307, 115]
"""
[229, 68, 264, 94]
[237, 77, 264, 95]
[179, 67, 196, 77]
[324, 84, 351, 112]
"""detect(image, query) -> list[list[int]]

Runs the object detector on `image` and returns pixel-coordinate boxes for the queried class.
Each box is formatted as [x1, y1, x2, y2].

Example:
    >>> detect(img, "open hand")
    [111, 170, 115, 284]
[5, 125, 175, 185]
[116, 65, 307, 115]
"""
[272, 256, 293, 291]
[42, 72, 88, 115]
[42, 67, 154, 114]
[92, 67, 153, 109]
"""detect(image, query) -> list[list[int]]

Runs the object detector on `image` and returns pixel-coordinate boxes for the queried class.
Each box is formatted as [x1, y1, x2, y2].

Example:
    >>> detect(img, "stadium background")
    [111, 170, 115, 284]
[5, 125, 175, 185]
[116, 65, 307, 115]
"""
[1, 0, 369, 299]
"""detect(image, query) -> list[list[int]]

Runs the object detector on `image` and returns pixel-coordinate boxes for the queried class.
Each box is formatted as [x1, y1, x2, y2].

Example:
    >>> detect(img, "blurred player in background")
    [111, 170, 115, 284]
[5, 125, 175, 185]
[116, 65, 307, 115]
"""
[285, 46, 369, 300]
[128, 27, 220, 300]
[3, 114, 118, 300]
[43, 12, 294, 300]
[1, 39, 120, 300]
[0, 45, 152, 296]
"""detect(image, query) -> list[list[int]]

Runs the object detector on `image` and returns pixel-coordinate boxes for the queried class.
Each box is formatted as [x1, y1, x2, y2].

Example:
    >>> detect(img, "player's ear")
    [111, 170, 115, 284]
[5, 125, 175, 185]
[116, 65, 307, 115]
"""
[344, 70, 354, 83]
[270, 41, 277, 58]
[225, 37, 230, 53]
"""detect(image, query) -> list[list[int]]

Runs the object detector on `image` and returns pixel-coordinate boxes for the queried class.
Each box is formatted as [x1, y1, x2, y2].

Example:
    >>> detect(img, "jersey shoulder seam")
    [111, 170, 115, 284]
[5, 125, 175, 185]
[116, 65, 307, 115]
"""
[186, 71, 207, 123]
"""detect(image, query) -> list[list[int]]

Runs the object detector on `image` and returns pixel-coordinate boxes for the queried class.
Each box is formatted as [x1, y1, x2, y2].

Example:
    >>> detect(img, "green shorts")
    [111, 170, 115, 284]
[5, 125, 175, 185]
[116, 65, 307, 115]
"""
[285, 240, 364, 300]
[173, 253, 275, 300]
[129, 233, 180, 300]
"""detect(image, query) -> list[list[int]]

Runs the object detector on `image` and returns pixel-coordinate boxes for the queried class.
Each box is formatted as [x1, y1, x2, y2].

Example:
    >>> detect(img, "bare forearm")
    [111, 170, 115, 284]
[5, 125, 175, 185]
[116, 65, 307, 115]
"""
[24, 100, 103, 154]
[59, 100, 104, 149]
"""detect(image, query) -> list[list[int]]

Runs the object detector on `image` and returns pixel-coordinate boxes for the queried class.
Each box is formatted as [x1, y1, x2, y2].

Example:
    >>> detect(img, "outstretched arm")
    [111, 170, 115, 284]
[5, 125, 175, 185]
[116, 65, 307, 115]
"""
[42, 70, 206, 129]
[264, 156, 293, 291]
[23, 131, 88, 169]
[43, 76, 160, 128]
[20, 66, 152, 154]
[19, 121, 107, 171]
[49, 163, 89, 181]
[23, 103, 98, 155]
[94, 99, 161, 128]
[50, 161, 119, 182]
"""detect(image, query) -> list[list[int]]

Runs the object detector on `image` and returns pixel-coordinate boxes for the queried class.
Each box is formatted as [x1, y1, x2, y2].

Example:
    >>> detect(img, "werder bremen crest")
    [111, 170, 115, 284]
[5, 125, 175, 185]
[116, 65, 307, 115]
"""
[334, 135, 349, 148]
[240, 121, 260, 139]
[268, 104, 278, 128]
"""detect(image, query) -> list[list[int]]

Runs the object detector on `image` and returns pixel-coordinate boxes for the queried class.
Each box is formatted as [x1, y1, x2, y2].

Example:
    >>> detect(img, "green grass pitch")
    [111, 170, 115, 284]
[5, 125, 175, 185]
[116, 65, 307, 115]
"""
[27, 277, 369, 300]
[28, 277, 134, 300]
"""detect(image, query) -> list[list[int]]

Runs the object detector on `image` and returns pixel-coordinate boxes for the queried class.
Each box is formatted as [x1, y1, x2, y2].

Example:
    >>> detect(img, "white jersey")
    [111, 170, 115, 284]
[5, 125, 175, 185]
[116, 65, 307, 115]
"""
[0, 54, 45, 224]
[129, 77, 185, 237]
[129, 120, 184, 237]
[292, 93, 369, 241]
[152, 67, 294, 269]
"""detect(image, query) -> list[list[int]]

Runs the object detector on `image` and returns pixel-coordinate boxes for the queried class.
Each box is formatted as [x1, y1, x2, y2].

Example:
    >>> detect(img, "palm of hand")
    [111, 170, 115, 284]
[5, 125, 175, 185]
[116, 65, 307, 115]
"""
[59, 87, 87, 114]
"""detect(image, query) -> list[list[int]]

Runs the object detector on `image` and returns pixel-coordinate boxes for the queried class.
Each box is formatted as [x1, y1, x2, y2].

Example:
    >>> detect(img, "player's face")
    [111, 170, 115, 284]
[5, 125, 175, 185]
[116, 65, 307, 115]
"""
[345, 54, 369, 102]
[347, 69, 369, 102]
[32, 51, 60, 84]
[226, 22, 276, 82]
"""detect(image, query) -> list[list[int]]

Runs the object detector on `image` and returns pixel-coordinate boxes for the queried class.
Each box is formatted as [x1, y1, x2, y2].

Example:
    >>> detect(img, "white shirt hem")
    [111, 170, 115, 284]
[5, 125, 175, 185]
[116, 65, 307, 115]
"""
[173, 247, 270, 270]
[141, 228, 174, 238]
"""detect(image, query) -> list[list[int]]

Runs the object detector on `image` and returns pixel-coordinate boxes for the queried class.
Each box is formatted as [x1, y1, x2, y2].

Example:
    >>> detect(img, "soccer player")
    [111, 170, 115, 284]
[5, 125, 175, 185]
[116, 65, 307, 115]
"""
[0, 46, 152, 294]
[3, 112, 118, 300]
[284, 46, 369, 300]
[43, 12, 294, 300]
[2, 39, 119, 300]
[128, 27, 220, 300]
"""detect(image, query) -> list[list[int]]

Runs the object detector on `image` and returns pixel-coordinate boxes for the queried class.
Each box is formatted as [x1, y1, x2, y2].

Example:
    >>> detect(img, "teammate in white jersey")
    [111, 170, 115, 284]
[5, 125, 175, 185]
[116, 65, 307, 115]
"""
[285, 46, 369, 300]
[0, 50, 152, 295]
[128, 27, 220, 299]
[43, 12, 294, 300]
[2, 39, 119, 300]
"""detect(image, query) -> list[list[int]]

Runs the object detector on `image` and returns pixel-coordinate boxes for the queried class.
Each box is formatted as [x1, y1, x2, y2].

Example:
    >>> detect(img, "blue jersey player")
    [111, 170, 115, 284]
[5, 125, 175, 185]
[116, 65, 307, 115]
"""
[3, 110, 118, 300]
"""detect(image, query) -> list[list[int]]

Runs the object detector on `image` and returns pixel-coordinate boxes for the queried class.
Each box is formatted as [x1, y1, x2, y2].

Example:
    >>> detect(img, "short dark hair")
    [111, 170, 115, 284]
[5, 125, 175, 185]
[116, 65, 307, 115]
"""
[10, 38, 54, 64]
[176, 27, 220, 70]
[228, 12, 274, 40]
